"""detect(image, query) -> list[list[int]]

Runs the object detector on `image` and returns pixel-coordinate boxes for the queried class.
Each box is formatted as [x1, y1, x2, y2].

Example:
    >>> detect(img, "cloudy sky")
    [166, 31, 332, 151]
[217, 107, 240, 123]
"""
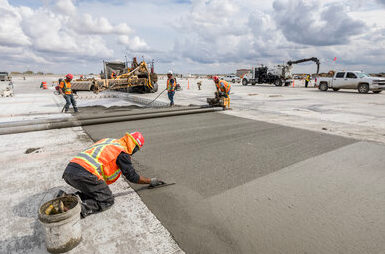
[0, 0, 384, 74]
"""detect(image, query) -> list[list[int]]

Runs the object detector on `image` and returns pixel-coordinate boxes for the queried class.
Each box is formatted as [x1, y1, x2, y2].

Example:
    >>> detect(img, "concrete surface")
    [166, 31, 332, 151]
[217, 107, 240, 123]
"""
[81, 111, 385, 254]
[0, 77, 183, 254]
[3, 75, 385, 253]
[134, 77, 385, 144]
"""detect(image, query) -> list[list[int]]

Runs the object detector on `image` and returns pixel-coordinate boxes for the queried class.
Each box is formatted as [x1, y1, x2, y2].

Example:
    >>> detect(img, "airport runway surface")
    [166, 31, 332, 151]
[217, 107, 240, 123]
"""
[83, 109, 385, 254]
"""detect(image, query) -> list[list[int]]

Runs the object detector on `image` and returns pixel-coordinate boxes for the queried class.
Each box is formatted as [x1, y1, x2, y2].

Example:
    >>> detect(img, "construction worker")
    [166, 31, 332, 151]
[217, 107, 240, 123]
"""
[167, 70, 176, 106]
[213, 76, 231, 109]
[61, 132, 165, 218]
[197, 81, 202, 90]
[131, 57, 139, 69]
[59, 74, 78, 113]
[305, 74, 310, 88]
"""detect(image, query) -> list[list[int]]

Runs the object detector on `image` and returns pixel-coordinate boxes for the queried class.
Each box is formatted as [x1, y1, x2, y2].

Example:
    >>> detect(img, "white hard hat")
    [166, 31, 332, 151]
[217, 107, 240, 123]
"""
[167, 70, 173, 75]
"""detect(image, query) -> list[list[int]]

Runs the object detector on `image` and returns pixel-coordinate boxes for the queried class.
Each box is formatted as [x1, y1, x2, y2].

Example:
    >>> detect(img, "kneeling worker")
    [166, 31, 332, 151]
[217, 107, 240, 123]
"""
[213, 76, 231, 109]
[62, 132, 164, 218]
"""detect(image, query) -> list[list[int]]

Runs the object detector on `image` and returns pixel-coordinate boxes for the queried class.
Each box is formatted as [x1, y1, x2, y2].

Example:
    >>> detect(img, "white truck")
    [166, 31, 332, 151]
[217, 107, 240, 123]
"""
[316, 71, 385, 94]
[242, 57, 320, 87]
[222, 75, 241, 83]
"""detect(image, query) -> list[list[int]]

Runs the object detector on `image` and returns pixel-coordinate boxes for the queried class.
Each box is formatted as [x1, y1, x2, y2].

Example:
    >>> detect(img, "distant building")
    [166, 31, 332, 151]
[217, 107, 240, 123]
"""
[236, 69, 251, 77]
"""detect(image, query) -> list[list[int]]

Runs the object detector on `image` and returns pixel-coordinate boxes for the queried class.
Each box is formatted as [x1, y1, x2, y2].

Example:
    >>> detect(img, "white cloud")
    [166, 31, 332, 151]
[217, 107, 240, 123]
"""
[118, 35, 149, 51]
[273, 0, 367, 46]
[0, 0, 148, 72]
[170, 0, 385, 73]
[0, 1, 31, 47]
[54, 0, 76, 15]
[70, 14, 132, 35]
[0, 0, 384, 74]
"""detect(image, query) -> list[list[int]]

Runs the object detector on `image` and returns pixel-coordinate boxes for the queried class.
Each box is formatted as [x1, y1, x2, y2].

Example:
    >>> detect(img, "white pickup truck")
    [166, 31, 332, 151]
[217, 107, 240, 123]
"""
[222, 75, 241, 83]
[316, 71, 385, 94]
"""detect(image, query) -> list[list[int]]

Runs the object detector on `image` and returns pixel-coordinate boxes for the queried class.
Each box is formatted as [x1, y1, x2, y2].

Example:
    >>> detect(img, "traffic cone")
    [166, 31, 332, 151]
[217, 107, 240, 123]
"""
[292, 80, 295, 88]
[187, 79, 190, 90]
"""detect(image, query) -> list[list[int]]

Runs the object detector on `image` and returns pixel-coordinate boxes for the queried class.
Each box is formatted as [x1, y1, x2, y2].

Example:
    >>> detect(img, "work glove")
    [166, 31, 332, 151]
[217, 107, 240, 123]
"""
[150, 178, 165, 187]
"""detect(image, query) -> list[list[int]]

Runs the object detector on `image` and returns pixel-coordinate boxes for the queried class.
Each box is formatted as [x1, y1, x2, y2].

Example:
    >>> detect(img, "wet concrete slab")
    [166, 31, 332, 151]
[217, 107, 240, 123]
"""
[83, 111, 358, 253]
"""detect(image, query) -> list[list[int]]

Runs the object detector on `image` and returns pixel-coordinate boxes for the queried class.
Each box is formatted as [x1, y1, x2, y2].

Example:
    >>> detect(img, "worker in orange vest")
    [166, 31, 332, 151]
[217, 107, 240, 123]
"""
[61, 132, 164, 218]
[59, 74, 78, 113]
[167, 70, 176, 106]
[213, 76, 231, 109]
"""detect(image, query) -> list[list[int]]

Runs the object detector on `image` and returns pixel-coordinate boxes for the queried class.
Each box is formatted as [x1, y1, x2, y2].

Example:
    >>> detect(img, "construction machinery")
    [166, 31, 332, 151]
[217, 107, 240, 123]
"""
[287, 57, 320, 75]
[71, 58, 158, 93]
[242, 57, 320, 87]
[0, 72, 11, 81]
[207, 92, 226, 108]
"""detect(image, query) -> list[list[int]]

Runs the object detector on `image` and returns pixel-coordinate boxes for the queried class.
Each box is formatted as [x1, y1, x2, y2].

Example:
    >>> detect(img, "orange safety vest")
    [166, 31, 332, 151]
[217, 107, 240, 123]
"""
[216, 80, 231, 94]
[70, 136, 137, 185]
[167, 78, 176, 92]
[60, 80, 72, 95]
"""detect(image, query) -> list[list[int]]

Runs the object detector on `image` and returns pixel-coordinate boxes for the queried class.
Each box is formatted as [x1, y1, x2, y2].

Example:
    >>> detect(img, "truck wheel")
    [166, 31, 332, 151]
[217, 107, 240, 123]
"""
[373, 91, 382, 94]
[358, 83, 369, 94]
[332, 88, 340, 91]
[232, 79, 235, 83]
[242, 79, 248, 86]
[274, 79, 283, 86]
[319, 82, 328, 91]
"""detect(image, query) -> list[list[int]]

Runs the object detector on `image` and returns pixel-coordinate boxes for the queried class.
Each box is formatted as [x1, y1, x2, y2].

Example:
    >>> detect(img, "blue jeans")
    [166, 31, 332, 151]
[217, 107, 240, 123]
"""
[168, 91, 175, 106]
[64, 94, 78, 112]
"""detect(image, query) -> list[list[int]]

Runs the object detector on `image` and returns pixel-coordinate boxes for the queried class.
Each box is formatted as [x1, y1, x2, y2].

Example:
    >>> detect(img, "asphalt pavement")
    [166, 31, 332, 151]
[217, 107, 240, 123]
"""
[80, 107, 385, 254]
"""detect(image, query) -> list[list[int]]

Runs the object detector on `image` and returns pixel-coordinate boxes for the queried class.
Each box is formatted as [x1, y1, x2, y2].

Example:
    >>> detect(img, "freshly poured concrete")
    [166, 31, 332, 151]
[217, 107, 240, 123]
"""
[81, 112, 385, 254]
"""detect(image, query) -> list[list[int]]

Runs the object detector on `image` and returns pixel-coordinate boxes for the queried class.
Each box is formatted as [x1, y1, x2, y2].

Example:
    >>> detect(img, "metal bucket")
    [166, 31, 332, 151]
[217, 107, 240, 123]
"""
[38, 195, 82, 253]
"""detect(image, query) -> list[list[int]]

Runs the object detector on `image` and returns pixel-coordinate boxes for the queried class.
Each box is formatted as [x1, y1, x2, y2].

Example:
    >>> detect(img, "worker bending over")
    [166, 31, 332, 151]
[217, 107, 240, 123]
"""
[167, 70, 176, 106]
[213, 76, 231, 109]
[62, 132, 164, 218]
[59, 74, 78, 113]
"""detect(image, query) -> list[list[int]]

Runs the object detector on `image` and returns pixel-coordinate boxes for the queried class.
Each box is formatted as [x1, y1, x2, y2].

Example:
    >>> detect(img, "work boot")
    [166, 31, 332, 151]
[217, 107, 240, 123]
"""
[74, 108, 79, 113]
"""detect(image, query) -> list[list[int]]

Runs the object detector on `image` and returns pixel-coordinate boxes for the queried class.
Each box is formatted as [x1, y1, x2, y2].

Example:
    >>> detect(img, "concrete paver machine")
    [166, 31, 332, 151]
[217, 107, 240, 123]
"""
[71, 57, 158, 93]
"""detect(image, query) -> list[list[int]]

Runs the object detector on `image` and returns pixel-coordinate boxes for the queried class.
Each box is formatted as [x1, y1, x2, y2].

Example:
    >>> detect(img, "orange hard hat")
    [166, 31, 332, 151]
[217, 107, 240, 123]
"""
[65, 73, 73, 80]
[130, 132, 144, 148]
[213, 76, 219, 82]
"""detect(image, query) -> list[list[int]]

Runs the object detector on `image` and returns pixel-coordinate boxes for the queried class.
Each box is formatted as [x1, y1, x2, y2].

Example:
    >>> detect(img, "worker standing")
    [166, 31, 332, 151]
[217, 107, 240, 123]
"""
[59, 74, 78, 113]
[167, 70, 176, 106]
[61, 132, 165, 218]
[213, 76, 231, 109]
[197, 81, 202, 90]
[305, 74, 310, 88]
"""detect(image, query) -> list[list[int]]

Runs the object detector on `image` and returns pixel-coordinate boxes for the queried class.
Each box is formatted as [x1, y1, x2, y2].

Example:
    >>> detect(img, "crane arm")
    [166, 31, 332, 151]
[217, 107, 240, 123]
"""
[287, 57, 320, 74]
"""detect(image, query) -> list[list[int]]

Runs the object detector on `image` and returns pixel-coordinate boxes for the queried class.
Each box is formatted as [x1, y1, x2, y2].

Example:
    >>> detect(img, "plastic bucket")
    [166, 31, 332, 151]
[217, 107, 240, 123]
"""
[38, 195, 82, 253]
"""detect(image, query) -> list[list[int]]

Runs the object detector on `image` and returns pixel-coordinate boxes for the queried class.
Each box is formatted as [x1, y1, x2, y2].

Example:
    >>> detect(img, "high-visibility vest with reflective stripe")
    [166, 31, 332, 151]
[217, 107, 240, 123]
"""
[70, 138, 127, 185]
[216, 80, 231, 94]
[167, 78, 176, 92]
[60, 80, 72, 94]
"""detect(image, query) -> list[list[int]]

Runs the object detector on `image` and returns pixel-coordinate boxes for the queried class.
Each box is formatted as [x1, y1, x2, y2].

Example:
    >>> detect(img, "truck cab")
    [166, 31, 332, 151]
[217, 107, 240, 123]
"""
[0, 72, 10, 82]
[317, 71, 385, 94]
